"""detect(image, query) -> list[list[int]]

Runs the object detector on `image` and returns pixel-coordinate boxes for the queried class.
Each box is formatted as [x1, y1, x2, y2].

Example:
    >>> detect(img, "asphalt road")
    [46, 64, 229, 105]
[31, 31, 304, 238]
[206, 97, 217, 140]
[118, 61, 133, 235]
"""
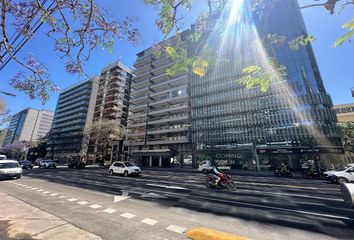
[1, 167, 353, 240]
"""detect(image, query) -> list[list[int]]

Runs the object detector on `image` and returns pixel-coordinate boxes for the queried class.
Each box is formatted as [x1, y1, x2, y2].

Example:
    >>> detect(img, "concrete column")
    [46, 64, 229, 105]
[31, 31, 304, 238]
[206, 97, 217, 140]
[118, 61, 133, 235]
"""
[149, 156, 152, 167]
[159, 156, 162, 167]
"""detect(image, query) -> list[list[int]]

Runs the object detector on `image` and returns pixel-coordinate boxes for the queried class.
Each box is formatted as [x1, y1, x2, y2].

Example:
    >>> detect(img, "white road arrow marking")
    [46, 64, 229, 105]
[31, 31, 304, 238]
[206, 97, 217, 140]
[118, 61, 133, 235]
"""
[114, 190, 131, 203]
[146, 183, 187, 190]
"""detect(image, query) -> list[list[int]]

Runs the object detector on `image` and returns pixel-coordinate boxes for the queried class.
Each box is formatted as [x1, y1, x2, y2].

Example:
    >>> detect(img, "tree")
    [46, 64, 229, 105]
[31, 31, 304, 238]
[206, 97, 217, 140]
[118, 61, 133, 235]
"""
[0, 0, 139, 103]
[0, 140, 35, 159]
[89, 120, 125, 163]
[340, 122, 354, 152]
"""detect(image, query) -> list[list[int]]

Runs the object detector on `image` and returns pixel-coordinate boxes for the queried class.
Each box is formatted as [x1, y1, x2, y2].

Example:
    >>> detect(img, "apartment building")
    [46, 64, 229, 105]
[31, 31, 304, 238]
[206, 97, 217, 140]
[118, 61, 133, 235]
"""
[125, 31, 192, 167]
[333, 103, 354, 122]
[2, 108, 54, 146]
[87, 61, 133, 164]
[49, 78, 98, 160]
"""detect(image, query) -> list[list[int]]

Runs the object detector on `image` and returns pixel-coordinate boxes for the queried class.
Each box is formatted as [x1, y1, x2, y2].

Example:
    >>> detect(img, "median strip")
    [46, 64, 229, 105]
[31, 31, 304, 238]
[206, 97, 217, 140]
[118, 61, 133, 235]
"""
[186, 227, 249, 240]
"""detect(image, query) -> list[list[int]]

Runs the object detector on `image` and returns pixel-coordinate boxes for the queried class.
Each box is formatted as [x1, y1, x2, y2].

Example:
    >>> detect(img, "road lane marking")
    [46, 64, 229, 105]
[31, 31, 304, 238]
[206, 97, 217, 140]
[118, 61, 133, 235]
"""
[25, 186, 32, 189]
[77, 201, 88, 205]
[67, 198, 77, 202]
[89, 204, 102, 209]
[114, 191, 131, 202]
[141, 218, 158, 225]
[31, 187, 38, 190]
[50, 193, 58, 196]
[146, 183, 187, 190]
[103, 208, 117, 214]
[37, 189, 43, 192]
[58, 196, 67, 199]
[120, 212, 135, 219]
[166, 225, 185, 234]
[43, 191, 50, 194]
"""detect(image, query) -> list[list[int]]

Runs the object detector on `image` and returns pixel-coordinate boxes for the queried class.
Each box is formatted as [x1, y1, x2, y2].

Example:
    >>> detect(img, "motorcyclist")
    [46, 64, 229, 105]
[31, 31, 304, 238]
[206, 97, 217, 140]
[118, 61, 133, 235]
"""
[211, 162, 223, 186]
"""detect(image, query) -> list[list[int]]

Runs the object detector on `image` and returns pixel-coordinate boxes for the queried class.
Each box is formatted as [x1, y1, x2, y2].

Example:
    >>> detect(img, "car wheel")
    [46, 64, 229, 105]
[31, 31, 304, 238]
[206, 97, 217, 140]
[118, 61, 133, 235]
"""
[124, 171, 129, 177]
[39, 165, 42, 168]
[109, 170, 114, 176]
[337, 177, 349, 184]
[16, 175, 21, 179]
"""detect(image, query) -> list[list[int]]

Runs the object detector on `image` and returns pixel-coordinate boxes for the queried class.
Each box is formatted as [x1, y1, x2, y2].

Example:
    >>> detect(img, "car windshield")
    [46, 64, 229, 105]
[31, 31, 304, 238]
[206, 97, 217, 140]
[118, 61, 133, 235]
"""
[124, 162, 135, 167]
[0, 156, 6, 160]
[0, 163, 19, 169]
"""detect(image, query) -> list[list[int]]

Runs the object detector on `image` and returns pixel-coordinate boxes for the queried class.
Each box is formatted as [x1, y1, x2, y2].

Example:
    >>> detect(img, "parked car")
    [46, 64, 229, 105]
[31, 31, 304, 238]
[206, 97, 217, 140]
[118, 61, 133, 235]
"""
[198, 160, 231, 174]
[0, 154, 7, 160]
[331, 165, 354, 184]
[0, 160, 22, 179]
[18, 160, 33, 169]
[108, 161, 141, 177]
[38, 160, 57, 168]
[324, 163, 354, 183]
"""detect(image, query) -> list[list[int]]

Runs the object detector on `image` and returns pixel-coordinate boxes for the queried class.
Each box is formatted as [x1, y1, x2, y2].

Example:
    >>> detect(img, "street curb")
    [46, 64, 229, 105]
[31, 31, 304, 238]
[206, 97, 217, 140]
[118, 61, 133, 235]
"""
[186, 227, 249, 240]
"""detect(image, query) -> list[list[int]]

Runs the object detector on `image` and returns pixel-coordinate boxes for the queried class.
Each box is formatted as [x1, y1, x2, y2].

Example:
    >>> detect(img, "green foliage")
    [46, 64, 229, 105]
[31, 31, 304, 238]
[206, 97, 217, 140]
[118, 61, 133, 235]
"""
[238, 60, 287, 92]
[339, 122, 354, 152]
[333, 19, 354, 47]
[288, 35, 316, 50]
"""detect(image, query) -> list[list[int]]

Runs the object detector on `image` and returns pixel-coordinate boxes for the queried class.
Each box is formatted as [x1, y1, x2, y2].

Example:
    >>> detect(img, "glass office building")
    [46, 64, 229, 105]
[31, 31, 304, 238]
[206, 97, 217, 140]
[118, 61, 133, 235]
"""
[190, 0, 341, 170]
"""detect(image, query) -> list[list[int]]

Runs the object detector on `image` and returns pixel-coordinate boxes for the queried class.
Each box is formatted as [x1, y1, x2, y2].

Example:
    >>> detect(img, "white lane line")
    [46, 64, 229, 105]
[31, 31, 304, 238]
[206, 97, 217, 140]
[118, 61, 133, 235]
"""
[141, 218, 158, 225]
[50, 193, 58, 196]
[67, 198, 78, 202]
[166, 225, 185, 234]
[77, 201, 88, 205]
[43, 191, 50, 194]
[37, 189, 43, 192]
[58, 195, 67, 199]
[103, 208, 117, 214]
[89, 204, 102, 209]
[146, 183, 187, 190]
[120, 212, 135, 219]
[31, 187, 38, 190]
[25, 186, 32, 189]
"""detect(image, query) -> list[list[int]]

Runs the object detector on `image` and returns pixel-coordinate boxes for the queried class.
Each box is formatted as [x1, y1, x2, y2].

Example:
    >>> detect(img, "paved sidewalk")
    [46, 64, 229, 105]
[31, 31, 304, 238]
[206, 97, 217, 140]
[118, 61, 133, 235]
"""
[0, 190, 102, 240]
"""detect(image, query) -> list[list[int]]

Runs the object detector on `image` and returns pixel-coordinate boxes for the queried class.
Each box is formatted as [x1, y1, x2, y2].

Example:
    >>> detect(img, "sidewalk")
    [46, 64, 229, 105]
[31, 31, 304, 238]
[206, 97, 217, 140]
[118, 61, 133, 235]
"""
[0, 190, 102, 240]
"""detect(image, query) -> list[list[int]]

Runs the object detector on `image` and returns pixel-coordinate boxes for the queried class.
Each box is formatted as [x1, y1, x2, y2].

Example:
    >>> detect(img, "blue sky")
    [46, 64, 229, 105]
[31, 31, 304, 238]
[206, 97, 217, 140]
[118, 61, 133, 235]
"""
[1, 0, 353, 117]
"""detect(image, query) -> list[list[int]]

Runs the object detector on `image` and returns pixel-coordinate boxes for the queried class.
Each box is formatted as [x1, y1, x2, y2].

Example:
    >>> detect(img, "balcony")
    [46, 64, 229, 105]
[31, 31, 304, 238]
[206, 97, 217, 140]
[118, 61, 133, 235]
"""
[130, 103, 148, 113]
[129, 122, 146, 128]
[149, 85, 188, 100]
[149, 104, 189, 116]
[124, 140, 145, 146]
[127, 131, 145, 137]
[146, 138, 188, 145]
[148, 115, 189, 125]
[147, 126, 189, 135]
[131, 87, 150, 97]
[149, 95, 188, 108]
[150, 75, 187, 91]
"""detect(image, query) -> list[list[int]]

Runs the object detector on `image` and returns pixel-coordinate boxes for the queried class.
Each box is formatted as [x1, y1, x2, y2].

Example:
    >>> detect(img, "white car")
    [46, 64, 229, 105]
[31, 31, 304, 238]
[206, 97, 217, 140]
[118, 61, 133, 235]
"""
[0, 160, 23, 179]
[109, 161, 141, 177]
[324, 163, 354, 182]
[332, 166, 354, 184]
[38, 160, 57, 168]
[0, 154, 7, 160]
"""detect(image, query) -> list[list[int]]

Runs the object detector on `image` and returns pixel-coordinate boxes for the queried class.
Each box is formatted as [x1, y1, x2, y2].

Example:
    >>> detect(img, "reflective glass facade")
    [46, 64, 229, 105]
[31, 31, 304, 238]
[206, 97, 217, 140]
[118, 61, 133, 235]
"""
[191, 0, 340, 149]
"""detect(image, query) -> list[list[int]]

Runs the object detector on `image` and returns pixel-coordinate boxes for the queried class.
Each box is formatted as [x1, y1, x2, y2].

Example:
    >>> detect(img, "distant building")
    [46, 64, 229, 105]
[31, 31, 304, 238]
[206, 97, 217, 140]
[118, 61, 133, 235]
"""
[0, 128, 7, 147]
[333, 103, 354, 122]
[2, 108, 54, 146]
[49, 78, 98, 160]
[87, 61, 133, 164]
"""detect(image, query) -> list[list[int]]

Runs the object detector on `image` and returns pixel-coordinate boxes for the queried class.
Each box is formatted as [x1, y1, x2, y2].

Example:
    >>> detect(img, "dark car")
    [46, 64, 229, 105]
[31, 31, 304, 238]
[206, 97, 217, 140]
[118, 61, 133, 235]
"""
[18, 160, 33, 169]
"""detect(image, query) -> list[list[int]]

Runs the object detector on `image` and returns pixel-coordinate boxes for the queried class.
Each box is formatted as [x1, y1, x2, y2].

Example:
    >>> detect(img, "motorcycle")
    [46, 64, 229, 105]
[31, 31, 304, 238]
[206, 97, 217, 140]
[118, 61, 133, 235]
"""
[274, 168, 292, 177]
[205, 173, 237, 190]
[302, 169, 323, 179]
